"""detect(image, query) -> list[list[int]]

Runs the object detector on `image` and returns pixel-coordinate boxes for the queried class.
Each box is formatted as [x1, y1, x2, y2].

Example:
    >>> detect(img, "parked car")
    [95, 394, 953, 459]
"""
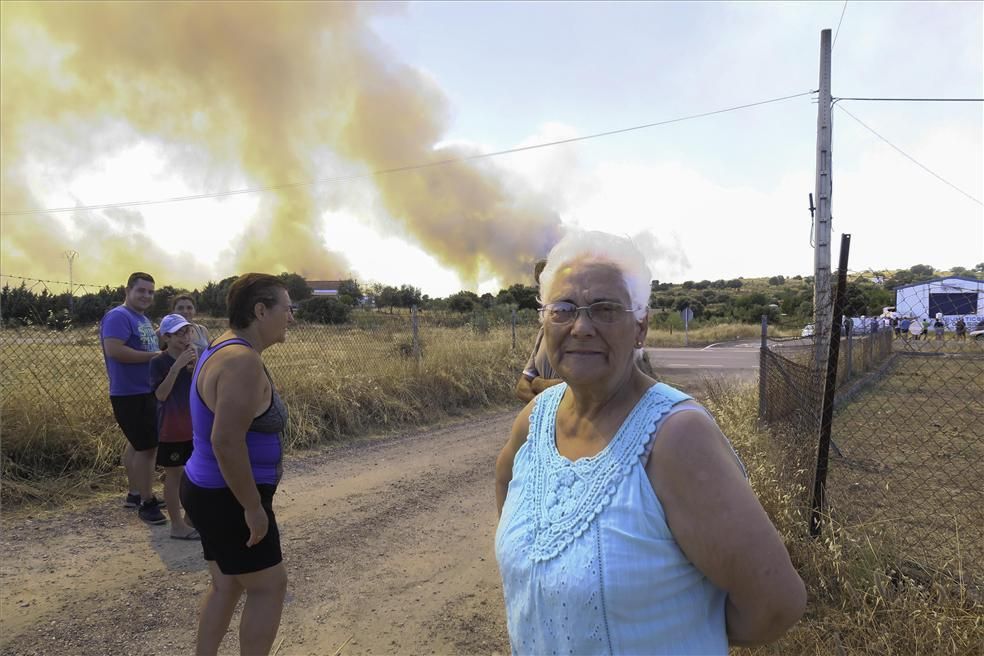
[801, 324, 815, 338]
[969, 328, 984, 341]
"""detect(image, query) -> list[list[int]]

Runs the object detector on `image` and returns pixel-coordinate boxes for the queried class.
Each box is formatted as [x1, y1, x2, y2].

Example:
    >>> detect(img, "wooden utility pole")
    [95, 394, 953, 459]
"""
[814, 29, 833, 365]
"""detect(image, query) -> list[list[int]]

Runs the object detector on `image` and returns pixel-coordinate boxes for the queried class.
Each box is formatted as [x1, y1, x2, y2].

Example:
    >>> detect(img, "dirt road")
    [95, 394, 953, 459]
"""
[0, 409, 515, 656]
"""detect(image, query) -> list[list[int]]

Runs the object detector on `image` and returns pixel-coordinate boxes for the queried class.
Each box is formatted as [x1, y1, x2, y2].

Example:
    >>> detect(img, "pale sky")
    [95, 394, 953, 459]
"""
[4, 1, 982, 296]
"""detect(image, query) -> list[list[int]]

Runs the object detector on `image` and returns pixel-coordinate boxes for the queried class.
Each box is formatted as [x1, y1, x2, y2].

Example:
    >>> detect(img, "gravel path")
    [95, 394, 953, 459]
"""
[1, 409, 515, 655]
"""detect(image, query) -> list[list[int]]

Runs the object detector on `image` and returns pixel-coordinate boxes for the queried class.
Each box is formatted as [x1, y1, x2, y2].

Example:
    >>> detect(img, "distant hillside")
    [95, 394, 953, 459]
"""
[650, 264, 983, 329]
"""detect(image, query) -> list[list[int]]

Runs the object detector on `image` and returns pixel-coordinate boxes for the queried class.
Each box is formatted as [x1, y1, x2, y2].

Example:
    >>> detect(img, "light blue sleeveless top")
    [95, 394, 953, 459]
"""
[496, 382, 741, 655]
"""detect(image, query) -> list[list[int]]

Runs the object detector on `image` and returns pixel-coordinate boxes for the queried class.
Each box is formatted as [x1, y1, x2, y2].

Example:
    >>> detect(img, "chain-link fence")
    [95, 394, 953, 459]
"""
[0, 277, 540, 405]
[0, 276, 542, 499]
[759, 245, 984, 594]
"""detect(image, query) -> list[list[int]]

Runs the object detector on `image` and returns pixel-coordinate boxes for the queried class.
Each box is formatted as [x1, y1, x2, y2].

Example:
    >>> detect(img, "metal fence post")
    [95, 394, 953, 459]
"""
[511, 308, 517, 350]
[758, 314, 768, 420]
[411, 305, 420, 360]
[810, 233, 851, 538]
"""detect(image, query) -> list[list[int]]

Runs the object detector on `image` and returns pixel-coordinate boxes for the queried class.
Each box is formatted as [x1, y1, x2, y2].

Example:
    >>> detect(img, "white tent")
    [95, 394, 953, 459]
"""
[894, 276, 984, 330]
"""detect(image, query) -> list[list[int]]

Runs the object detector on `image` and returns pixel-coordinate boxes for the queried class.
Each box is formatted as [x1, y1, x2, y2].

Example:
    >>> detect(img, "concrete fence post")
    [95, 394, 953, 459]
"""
[511, 309, 517, 350]
[411, 305, 420, 360]
[758, 314, 768, 420]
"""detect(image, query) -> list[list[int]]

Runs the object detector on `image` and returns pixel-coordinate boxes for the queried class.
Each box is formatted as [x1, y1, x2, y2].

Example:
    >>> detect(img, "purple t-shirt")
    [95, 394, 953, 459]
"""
[100, 305, 158, 396]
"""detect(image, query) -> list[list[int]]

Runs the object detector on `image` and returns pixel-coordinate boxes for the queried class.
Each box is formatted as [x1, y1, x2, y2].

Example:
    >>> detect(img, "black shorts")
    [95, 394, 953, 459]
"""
[156, 441, 193, 468]
[110, 394, 159, 452]
[180, 475, 282, 575]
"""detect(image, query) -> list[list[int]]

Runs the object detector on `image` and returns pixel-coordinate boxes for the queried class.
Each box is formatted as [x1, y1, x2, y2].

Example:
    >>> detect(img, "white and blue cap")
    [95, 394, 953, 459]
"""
[159, 313, 192, 336]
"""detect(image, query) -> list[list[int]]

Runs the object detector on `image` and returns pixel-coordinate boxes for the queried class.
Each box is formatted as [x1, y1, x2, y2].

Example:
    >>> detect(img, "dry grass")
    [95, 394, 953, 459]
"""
[698, 379, 983, 655]
[827, 353, 984, 586]
[0, 321, 536, 504]
[645, 322, 799, 348]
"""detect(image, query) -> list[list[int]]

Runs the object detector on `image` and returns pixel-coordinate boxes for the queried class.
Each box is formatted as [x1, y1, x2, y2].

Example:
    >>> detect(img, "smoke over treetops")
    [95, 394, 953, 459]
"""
[1, 2, 562, 289]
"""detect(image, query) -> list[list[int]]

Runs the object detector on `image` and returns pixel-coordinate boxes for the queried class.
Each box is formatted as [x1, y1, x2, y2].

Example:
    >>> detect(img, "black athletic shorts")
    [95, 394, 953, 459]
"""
[156, 441, 193, 468]
[180, 475, 282, 575]
[110, 394, 159, 452]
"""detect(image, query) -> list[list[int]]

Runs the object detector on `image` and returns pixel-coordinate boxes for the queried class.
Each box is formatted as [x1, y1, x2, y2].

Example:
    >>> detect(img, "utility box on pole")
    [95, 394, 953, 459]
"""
[813, 28, 833, 366]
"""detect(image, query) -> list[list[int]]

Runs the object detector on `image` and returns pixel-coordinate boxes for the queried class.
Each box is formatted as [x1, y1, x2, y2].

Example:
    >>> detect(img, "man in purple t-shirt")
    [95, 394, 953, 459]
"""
[100, 272, 165, 525]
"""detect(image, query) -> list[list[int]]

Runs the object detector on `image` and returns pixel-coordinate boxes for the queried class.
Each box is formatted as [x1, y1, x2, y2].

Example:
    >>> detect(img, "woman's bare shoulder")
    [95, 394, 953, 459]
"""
[508, 399, 536, 446]
[647, 401, 734, 475]
[200, 342, 263, 389]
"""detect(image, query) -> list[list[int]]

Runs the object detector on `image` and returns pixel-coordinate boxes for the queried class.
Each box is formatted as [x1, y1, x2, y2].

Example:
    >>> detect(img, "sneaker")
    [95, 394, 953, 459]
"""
[124, 494, 162, 509]
[138, 502, 167, 525]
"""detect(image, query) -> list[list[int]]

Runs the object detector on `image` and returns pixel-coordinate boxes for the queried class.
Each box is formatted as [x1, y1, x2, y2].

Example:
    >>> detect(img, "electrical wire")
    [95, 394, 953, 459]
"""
[832, 1, 848, 49]
[833, 97, 984, 102]
[0, 90, 817, 217]
[836, 104, 983, 206]
[0, 273, 114, 290]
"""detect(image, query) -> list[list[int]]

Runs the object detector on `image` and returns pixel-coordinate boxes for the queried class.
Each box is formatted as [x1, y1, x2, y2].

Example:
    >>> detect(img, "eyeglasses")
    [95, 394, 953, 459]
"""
[539, 301, 637, 324]
[288, 304, 299, 314]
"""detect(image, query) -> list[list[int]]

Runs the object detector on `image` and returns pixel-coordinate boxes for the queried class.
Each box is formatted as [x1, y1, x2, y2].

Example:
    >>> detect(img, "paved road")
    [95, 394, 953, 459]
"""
[645, 341, 760, 385]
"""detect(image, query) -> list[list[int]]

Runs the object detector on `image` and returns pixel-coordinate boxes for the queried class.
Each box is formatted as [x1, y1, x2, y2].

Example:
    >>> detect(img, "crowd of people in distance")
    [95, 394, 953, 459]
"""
[888, 313, 979, 340]
[100, 233, 806, 655]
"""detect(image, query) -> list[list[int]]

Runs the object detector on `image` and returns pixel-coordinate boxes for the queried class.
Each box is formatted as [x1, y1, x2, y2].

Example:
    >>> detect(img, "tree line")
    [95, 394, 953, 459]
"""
[2, 263, 981, 329]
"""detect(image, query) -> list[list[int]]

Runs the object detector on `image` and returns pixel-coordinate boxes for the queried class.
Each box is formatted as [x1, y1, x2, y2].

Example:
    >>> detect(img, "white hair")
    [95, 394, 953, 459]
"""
[538, 230, 652, 321]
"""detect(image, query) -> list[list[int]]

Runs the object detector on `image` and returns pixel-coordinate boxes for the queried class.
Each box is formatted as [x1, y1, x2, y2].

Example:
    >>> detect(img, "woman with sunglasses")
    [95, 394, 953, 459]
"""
[494, 231, 805, 654]
[180, 273, 295, 656]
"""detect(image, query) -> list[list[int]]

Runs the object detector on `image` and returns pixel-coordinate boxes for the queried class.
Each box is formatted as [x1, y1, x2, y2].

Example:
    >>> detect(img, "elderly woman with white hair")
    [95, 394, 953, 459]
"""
[495, 231, 805, 654]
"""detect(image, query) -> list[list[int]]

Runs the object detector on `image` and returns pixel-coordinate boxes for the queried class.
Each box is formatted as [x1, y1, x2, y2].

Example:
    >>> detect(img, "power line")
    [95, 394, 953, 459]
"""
[832, 0, 848, 49]
[0, 273, 114, 288]
[836, 104, 983, 206]
[0, 90, 817, 217]
[833, 96, 984, 102]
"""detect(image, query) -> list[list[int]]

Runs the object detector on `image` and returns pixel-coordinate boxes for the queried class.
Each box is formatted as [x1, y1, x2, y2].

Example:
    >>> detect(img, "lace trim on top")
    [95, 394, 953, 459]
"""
[525, 383, 688, 563]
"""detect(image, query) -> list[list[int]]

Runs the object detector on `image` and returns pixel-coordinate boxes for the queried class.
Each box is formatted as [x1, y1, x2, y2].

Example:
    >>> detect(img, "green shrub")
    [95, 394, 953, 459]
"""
[298, 296, 351, 324]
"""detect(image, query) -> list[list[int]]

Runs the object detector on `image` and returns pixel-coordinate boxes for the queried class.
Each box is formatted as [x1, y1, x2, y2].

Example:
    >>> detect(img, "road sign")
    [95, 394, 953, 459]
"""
[681, 307, 694, 347]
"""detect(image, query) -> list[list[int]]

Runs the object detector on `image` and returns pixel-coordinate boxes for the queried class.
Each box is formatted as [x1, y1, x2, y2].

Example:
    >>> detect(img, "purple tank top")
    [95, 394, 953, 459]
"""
[184, 338, 286, 488]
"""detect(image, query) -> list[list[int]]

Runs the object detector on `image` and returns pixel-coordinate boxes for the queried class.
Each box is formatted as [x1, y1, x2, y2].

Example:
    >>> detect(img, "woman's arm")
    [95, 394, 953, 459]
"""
[495, 401, 535, 517]
[515, 374, 537, 404]
[210, 351, 269, 546]
[515, 374, 563, 403]
[648, 407, 806, 646]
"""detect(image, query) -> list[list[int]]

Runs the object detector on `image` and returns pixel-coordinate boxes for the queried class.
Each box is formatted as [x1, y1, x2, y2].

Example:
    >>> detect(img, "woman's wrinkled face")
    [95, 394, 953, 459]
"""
[173, 299, 196, 321]
[542, 261, 647, 386]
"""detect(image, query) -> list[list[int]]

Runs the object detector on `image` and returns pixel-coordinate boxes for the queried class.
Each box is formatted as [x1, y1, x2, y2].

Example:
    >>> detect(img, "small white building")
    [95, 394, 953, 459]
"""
[306, 280, 341, 297]
[894, 276, 984, 330]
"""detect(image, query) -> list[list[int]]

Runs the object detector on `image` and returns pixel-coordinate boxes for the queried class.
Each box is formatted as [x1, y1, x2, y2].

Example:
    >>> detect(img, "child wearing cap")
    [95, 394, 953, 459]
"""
[150, 313, 199, 539]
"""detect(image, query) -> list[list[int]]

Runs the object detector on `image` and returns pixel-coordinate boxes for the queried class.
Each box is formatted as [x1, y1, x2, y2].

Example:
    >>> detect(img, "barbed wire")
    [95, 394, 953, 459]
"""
[1, 273, 116, 289]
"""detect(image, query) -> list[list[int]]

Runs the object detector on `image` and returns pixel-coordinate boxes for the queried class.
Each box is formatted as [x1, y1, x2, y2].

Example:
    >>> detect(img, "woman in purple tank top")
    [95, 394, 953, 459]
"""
[179, 273, 294, 656]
